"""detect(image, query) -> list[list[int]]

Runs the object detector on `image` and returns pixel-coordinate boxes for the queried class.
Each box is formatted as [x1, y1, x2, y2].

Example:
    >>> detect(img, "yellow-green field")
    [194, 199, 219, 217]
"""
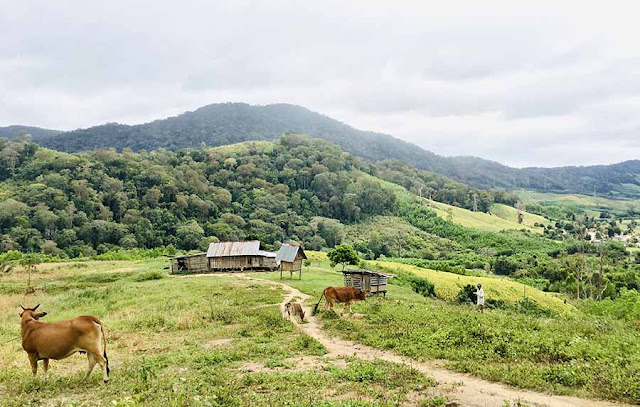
[428, 201, 546, 233]
[372, 261, 569, 313]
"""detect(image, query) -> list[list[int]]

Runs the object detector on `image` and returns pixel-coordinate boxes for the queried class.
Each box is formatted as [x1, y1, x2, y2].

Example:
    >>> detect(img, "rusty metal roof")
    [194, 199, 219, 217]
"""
[276, 243, 307, 263]
[169, 252, 207, 259]
[258, 250, 277, 258]
[206, 240, 261, 257]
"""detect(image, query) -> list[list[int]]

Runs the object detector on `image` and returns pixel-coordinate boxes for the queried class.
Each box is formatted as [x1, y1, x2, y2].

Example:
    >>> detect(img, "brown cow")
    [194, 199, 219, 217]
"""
[19, 304, 110, 383]
[313, 286, 366, 315]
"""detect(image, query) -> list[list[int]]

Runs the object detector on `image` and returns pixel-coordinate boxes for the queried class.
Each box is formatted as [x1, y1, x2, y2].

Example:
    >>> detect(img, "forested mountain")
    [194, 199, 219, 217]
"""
[0, 125, 62, 141]
[1, 134, 639, 298]
[5, 103, 640, 197]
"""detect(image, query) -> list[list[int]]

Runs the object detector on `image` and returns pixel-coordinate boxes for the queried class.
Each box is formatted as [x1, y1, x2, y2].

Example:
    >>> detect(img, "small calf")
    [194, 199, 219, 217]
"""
[284, 302, 305, 322]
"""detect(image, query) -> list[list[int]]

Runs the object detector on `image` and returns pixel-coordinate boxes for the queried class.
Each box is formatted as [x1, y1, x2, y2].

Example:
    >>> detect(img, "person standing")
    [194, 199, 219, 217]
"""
[475, 283, 485, 313]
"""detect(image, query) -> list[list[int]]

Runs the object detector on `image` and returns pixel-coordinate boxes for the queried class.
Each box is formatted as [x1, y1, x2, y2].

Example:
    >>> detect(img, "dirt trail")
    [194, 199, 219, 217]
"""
[262, 278, 629, 407]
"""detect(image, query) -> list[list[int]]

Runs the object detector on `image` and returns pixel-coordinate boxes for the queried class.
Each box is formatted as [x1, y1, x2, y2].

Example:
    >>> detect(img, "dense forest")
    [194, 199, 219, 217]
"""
[1, 133, 638, 300]
[4, 103, 639, 197]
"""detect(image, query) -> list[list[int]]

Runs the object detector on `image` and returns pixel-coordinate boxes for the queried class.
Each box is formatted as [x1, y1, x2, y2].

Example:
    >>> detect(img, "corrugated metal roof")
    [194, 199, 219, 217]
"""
[276, 244, 307, 263]
[258, 250, 277, 258]
[169, 252, 207, 259]
[207, 240, 261, 257]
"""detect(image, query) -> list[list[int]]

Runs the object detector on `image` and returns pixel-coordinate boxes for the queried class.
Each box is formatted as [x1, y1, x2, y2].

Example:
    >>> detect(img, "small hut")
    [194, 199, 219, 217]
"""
[207, 240, 278, 271]
[169, 253, 208, 274]
[276, 243, 307, 279]
[342, 269, 396, 296]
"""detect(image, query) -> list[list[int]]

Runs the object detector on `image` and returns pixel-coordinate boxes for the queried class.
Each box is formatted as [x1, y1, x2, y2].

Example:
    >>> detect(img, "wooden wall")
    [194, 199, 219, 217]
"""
[209, 255, 277, 271]
[171, 254, 208, 274]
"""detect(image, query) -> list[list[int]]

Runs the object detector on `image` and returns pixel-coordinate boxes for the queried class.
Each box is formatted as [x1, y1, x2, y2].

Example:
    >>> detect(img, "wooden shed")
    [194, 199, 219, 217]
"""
[207, 240, 278, 272]
[342, 269, 396, 296]
[276, 243, 307, 279]
[169, 252, 208, 274]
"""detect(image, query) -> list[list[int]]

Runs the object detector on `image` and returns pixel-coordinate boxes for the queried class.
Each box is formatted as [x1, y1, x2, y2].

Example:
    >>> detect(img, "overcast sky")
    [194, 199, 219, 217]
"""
[1, 1, 639, 168]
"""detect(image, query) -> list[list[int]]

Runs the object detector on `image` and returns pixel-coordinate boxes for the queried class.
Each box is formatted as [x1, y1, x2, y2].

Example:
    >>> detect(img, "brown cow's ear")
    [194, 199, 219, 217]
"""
[36, 312, 47, 319]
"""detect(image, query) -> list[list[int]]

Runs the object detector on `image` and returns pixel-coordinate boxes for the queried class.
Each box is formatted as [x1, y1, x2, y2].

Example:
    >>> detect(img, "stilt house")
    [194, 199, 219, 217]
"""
[276, 243, 307, 279]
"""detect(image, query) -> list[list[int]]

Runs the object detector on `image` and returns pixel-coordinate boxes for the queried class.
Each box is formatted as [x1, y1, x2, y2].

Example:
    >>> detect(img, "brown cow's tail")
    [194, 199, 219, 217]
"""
[93, 317, 110, 377]
[312, 289, 327, 316]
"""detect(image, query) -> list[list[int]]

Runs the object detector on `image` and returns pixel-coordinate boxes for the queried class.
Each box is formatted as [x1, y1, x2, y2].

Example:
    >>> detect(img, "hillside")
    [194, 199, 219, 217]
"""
[1, 134, 639, 302]
[14, 102, 640, 198]
[0, 125, 62, 141]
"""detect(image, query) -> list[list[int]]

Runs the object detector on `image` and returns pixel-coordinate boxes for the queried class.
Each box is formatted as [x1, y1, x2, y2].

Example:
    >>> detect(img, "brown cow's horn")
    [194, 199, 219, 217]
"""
[33, 304, 40, 310]
[20, 304, 25, 310]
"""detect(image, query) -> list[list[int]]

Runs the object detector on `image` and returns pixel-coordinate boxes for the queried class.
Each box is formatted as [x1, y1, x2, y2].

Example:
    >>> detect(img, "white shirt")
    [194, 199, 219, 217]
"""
[475, 288, 485, 305]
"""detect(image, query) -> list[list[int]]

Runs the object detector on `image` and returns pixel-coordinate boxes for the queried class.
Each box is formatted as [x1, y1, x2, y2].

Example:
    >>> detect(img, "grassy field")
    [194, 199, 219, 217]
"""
[0, 260, 433, 406]
[372, 261, 569, 313]
[516, 189, 640, 218]
[271, 261, 640, 403]
[428, 201, 545, 233]
[2, 258, 639, 405]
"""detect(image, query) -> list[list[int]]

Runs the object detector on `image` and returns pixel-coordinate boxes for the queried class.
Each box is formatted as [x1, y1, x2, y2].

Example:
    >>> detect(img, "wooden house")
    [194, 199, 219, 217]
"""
[169, 252, 208, 274]
[342, 269, 396, 296]
[276, 243, 307, 279]
[206, 240, 278, 271]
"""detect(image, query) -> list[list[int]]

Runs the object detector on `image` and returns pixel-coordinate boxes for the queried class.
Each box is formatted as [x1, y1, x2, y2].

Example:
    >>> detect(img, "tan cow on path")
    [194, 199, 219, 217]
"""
[284, 301, 305, 322]
[19, 304, 110, 383]
[313, 286, 366, 315]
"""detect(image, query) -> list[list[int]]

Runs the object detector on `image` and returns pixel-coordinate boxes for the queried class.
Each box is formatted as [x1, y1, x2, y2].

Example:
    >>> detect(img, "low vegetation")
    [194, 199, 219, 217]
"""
[0, 259, 435, 406]
[269, 261, 640, 404]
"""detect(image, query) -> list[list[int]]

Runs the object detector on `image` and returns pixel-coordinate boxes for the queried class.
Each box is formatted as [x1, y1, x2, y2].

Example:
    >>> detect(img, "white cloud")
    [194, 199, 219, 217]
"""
[1, 0, 640, 167]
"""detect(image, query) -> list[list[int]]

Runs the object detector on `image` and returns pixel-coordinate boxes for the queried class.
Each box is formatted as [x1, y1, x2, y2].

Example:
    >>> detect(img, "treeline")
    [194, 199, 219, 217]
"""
[0, 135, 400, 256]
[373, 161, 518, 212]
[0, 134, 523, 258]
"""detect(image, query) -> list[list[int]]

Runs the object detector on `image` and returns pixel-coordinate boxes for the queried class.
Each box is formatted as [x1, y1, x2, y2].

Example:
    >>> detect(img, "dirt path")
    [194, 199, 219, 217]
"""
[262, 278, 629, 407]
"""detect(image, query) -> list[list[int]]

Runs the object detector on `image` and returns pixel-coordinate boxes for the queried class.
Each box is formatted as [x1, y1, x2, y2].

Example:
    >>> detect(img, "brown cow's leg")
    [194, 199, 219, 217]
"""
[28, 354, 38, 376]
[85, 353, 97, 380]
[42, 359, 49, 379]
[94, 353, 109, 383]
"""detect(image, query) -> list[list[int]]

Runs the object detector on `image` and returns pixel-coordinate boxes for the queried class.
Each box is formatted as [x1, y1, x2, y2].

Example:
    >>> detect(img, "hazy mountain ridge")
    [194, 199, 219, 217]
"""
[3, 103, 639, 197]
[0, 125, 62, 141]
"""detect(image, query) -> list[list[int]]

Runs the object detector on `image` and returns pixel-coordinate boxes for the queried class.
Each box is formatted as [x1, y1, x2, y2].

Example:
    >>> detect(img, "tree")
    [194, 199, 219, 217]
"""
[327, 244, 359, 271]
[176, 220, 206, 251]
[20, 253, 41, 293]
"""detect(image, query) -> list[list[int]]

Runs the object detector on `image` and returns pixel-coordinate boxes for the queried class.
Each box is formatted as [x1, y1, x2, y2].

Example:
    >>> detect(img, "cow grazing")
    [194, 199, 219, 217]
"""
[284, 301, 305, 322]
[19, 304, 110, 383]
[313, 286, 366, 315]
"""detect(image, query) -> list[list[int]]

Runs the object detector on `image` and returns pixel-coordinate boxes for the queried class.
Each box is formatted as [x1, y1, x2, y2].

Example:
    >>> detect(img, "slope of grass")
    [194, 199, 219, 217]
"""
[429, 201, 544, 233]
[516, 189, 640, 217]
[0, 259, 432, 406]
[267, 264, 640, 403]
[490, 203, 550, 228]
[371, 261, 569, 313]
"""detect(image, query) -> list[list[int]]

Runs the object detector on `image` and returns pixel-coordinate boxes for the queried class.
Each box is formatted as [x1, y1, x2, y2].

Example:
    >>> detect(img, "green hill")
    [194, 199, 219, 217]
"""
[14, 102, 639, 198]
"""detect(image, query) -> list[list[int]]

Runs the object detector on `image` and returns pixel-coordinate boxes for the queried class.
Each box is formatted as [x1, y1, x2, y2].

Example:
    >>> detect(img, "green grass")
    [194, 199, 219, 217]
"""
[429, 201, 545, 233]
[0, 259, 434, 406]
[490, 203, 550, 228]
[372, 261, 570, 313]
[3, 258, 639, 404]
[516, 189, 640, 217]
[268, 263, 640, 404]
